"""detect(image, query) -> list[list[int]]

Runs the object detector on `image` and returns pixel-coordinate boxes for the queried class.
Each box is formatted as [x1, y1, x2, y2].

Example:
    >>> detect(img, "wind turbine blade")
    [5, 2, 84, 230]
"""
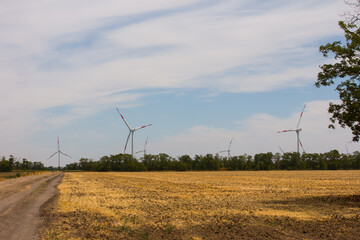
[299, 140, 306, 153]
[116, 108, 131, 130]
[277, 129, 295, 133]
[145, 137, 148, 147]
[218, 150, 227, 153]
[134, 124, 152, 131]
[144, 137, 148, 151]
[296, 104, 306, 129]
[47, 152, 58, 160]
[135, 150, 144, 154]
[57, 136, 60, 150]
[278, 146, 285, 154]
[345, 143, 349, 155]
[228, 138, 233, 150]
[124, 132, 131, 153]
[60, 151, 71, 158]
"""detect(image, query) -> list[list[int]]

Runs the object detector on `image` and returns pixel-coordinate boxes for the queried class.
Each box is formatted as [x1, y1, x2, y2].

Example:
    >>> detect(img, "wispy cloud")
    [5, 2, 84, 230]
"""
[0, 0, 352, 162]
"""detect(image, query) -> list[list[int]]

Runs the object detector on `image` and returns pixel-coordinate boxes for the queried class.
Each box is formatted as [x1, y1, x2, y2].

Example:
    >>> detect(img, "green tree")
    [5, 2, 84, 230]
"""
[0, 157, 11, 172]
[316, 2, 360, 141]
[254, 152, 274, 170]
[79, 158, 91, 171]
[178, 155, 193, 171]
[322, 150, 341, 170]
[302, 153, 321, 170]
[352, 151, 360, 169]
[244, 154, 254, 170]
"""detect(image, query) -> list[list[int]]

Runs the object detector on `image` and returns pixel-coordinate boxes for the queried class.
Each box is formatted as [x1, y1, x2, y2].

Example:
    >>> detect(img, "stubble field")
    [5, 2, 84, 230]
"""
[39, 171, 360, 239]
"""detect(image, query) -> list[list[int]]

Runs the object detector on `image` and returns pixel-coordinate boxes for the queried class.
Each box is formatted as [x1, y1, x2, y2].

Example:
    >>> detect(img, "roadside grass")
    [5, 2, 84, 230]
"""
[0, 171, 49, 181]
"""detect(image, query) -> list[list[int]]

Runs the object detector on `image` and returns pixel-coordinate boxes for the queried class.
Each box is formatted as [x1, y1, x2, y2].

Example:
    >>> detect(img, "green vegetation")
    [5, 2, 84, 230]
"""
[316, 1, 360, 141]
[65, 150, 360, 172]
[0, 155, 45, 172]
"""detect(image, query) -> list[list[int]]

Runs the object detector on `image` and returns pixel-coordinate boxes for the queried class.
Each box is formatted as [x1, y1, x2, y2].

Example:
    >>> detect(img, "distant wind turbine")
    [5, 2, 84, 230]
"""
[345, 143, 349, 155]
[135, 137, 149, 157]
[218, 138, 233, 159]
[277, 104, 306, 154]
[47, 136, 71, 169]
[116, 108, 152, 157]
[278, 145, 285, 154]
[345, 140, 353, 155]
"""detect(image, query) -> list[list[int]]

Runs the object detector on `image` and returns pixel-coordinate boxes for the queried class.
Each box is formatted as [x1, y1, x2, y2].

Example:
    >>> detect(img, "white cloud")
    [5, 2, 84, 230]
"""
[151, 100, 355, 157]
[0, 0, 353, 162]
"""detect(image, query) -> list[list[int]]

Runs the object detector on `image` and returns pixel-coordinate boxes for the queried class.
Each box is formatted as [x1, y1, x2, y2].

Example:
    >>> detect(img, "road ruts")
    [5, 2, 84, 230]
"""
[0, 172, 63, 240]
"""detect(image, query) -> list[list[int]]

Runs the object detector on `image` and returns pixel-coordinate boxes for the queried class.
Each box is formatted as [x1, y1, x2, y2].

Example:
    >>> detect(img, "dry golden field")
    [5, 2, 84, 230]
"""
[39, 171, 360, 239]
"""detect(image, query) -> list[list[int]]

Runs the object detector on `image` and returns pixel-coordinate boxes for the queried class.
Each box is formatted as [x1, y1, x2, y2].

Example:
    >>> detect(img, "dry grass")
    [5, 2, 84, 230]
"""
[0, 171, 48, 181]
[40, 171, 360, 239]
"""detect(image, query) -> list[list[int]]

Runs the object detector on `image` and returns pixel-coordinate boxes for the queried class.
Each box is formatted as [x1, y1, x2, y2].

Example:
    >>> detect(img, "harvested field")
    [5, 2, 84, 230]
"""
[39, 171, 360, 239]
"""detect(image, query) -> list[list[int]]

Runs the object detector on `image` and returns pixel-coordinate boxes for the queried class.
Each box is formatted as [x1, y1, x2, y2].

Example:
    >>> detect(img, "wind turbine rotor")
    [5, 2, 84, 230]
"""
[134, 124, 152, 131]
[277, 129, 296, 133]
[124, 132, 131, 154]
[144, 137, 148, 149]
[277, 104, 306, 154]
[46, 137, 71, 168]
[296, 104, 306, 129]
[46, 152, 57, 161]
[116, 108, 152, 157]
[144, 137, 148, 155]
[116, 108, 131, 130]
[218, 138, 233, 158]
[60, 151, 71, 158]
[299, 140, 306, 153]
[228, 137, 233, 150]
[278, 145, 285, 154]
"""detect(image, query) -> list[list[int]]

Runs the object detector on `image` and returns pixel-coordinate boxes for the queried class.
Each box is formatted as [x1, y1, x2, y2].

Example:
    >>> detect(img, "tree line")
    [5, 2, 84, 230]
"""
[0, 155, 45, 172]
[65, 150, 360, 172]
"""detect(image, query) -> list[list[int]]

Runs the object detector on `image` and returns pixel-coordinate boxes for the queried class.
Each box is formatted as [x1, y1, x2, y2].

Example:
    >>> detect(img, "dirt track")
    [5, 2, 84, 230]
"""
[0, 172, 63, 240]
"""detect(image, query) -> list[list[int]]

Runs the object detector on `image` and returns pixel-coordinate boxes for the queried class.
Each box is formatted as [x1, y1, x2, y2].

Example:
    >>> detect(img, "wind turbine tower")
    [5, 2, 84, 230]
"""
[218, 138, 233, 159]
[277, 105, 306, 153]
[47, 136, 71, 169]
[116, 108, 152, 157]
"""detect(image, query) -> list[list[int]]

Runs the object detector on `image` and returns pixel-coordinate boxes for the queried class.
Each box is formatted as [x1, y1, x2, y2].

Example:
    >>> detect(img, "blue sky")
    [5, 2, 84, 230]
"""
[0, 0, 358, 166]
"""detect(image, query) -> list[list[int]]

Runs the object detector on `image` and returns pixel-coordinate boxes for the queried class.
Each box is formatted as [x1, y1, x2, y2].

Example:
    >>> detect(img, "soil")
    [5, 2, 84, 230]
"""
[0, 172, 63, 240]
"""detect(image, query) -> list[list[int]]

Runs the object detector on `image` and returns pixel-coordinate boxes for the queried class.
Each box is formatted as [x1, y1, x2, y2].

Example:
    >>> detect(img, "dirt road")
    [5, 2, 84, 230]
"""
[0, 172, 63, 240]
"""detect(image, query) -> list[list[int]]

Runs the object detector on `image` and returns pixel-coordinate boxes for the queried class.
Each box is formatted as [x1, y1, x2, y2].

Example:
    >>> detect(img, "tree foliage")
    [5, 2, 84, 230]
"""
[0, 155, 45, 172]
[316, 1, 360, 141]
[64, 151, 360, 172]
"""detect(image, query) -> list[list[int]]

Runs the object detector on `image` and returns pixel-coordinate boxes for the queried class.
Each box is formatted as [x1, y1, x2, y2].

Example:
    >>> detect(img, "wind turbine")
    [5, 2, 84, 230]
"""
[218, 138, 233, 159]
[116, 108, 152, 157]
[47, 136, 71, 169]
[135, 137, 149, 157]
[345, 141, 353, 155]
[277, 104, 306, 154]
[278, 145, 285, 154]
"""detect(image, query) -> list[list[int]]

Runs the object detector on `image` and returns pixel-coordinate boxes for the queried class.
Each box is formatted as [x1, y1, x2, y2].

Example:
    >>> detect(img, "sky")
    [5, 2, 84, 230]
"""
[1, 0, 358, 166]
